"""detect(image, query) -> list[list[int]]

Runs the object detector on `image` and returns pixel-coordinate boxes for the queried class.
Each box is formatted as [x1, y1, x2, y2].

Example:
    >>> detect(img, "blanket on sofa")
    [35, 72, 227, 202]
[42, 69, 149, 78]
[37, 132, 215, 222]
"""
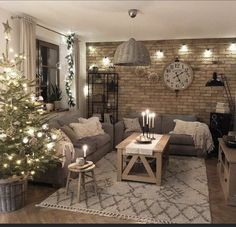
[173, 120, 214, 156]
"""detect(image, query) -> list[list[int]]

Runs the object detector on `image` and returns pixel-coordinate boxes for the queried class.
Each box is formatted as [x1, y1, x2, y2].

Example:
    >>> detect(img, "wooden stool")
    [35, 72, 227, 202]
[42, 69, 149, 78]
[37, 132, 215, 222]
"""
[66, 161, 98, 203]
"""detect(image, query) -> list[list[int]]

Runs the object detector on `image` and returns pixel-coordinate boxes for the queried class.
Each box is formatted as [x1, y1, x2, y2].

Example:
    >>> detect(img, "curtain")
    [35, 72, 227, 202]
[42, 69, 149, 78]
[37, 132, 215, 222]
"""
[74, 35, 80, 109]
[19, 16, 36, 83]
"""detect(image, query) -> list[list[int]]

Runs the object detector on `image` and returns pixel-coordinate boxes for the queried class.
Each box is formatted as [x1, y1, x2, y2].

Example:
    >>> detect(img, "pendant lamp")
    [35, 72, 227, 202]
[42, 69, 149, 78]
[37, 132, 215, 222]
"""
[113, 9, 151, 66]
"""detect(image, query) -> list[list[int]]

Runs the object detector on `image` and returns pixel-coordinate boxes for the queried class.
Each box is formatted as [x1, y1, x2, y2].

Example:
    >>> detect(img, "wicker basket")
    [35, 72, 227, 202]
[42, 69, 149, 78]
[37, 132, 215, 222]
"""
[0, 177, 27, 213]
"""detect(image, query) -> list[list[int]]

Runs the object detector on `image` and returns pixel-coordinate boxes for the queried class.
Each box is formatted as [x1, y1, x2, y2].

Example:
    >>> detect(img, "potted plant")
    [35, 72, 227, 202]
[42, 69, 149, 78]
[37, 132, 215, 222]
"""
[51, 84, 62, 111]
[45, 85, 56, 112]
[0, 21, 59, 212]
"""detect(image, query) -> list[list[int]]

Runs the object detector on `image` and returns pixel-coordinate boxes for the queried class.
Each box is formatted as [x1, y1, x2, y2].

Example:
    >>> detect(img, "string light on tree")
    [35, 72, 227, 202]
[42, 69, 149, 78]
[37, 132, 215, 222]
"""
[0, 20, 60, 180]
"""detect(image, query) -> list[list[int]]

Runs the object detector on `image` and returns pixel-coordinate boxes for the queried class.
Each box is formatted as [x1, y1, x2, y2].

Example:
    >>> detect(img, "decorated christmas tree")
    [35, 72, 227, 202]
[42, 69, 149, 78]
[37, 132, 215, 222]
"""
[0, 21, 59, 180]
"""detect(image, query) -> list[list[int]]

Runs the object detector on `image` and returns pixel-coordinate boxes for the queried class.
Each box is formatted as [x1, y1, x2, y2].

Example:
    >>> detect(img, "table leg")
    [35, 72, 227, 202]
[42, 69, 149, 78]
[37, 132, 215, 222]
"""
[156, 153, 162, 186]
[77, 172, 82, 203]
[91, 169, 98, 196]
[117, 149, 123, 181]
[65, 171, 71, 195]
[81, 173, 87, 202]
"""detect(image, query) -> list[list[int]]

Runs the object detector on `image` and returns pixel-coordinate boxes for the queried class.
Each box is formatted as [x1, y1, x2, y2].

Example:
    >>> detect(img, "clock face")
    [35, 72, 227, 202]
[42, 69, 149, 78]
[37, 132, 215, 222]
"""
[163, 61, 194, 91]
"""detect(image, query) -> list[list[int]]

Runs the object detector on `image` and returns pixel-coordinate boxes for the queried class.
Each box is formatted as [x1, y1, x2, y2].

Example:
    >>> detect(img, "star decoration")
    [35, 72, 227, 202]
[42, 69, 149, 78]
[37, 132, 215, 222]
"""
[2, 20, 12, 38]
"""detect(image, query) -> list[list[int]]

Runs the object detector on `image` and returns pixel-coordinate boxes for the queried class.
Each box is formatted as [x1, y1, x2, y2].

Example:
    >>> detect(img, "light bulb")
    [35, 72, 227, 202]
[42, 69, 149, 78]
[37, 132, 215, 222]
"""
[229, 43, 236, 52]
[179, 44, 188, 52]
[47, 142, 54, 150]
[204, 48, 212, 58]
[31, 170, 35, 175]
[51, 134, 57, 140]
[27, 159, 32, 164]
[21, 171, 25, 175]
[16, 160, 21, 165]
[3, 163, 8, 168]
[35, 159, 39, 162]
[156, 50, 164, 59]
[37, 132, 43, 138]
[23, 137, 29, 144]
[102, 57, 110, 66]
[88, 46, 96, 53]
[13, 106, 17, 110]
[27, 128, 35, 136]
[8, 155, 13, 160]
[42, 124, 49, 130]
[9, 48, 14, 53]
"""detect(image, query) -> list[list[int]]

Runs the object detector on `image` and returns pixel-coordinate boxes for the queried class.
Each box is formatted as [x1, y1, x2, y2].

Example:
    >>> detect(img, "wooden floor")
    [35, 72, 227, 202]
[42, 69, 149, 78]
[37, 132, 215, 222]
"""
[0, 157, 236, 224]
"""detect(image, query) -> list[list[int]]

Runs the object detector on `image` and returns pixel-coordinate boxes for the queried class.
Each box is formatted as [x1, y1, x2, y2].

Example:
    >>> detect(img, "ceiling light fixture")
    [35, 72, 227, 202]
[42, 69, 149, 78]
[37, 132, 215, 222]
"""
[113, 9, 151, 66]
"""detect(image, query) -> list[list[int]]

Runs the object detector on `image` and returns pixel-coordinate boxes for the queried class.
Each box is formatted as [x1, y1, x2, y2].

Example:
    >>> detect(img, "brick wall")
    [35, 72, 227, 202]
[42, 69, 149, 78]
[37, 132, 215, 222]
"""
[86, 38, 236, 124]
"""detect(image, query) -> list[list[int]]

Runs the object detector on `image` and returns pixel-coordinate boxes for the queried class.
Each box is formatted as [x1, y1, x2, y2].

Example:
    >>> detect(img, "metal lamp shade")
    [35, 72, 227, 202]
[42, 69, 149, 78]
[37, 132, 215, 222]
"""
[205, 72, 224, 87]
[113, 38, 151, 66]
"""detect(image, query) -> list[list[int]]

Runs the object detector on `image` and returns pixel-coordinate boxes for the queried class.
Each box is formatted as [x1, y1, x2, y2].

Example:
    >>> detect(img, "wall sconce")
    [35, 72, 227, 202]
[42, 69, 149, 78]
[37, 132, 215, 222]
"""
[179, 44, 188, 52]
[204, 48, 212, 58]
[83, 85, 88, 97]
[156, 50, 164, 59]
[88, 46, 96, 53]
[229, 42, 236, 52]
[102, 57, 110, 66]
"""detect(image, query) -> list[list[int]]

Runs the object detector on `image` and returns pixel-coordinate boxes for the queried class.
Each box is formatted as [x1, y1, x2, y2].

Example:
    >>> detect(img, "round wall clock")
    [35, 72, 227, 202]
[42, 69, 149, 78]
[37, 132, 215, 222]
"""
[163, 58, 194, 91]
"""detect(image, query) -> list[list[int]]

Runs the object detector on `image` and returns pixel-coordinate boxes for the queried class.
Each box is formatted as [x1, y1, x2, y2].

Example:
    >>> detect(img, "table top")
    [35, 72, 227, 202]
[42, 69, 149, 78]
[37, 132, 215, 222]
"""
[68, 161, 95, 172]
[116, 133, 170, 153]
[218, 138, 236, 163]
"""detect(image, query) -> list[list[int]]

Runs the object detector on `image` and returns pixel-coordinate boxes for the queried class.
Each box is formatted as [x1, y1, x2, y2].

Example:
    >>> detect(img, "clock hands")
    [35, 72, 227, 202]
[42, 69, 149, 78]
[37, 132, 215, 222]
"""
[174, 72, 185, 87]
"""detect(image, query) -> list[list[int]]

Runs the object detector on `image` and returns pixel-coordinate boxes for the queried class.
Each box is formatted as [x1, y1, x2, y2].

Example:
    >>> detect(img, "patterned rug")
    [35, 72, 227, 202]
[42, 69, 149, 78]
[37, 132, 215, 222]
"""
[36, 151, 211, 224]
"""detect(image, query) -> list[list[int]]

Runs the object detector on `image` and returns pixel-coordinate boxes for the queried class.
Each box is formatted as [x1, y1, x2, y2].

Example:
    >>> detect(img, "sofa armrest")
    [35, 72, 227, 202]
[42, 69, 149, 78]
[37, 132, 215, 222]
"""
[114, 121, 125, 147]
[102, 123, 114, 149]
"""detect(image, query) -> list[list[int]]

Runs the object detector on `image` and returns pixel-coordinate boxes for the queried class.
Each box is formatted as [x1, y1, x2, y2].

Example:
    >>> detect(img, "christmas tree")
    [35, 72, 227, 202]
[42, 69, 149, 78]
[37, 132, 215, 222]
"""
[0, 20, 59, 180]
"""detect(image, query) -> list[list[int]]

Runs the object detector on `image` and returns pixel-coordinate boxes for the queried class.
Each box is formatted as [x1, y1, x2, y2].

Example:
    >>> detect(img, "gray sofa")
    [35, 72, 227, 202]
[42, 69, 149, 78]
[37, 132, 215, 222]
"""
[34, 111, 113, 187]
[115, 113, 202, 157]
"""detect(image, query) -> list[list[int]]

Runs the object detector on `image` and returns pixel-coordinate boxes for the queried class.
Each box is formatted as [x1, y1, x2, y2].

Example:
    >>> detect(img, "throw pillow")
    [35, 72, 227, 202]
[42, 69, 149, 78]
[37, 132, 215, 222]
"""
[60, 125, 78, 143]
[69, 121, 102, 140]
[78, 117, 104, 135]
[123, 118, 142, 133]
[173, 119, 198, 135]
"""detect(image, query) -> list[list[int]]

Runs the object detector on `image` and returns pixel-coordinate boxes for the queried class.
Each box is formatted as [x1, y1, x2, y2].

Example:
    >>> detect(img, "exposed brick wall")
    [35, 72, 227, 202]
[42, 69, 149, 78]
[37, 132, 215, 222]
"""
[86, 38, 236, 124]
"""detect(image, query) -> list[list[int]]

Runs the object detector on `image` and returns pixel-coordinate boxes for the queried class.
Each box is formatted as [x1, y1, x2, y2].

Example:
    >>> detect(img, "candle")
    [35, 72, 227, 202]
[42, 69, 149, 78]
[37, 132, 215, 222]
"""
[152, 113, 156, 128]
[83, 144, 88, 158]
[145, 109, 149, 125]
[141, 112, 145, 127]
[149, 113, 152, 128]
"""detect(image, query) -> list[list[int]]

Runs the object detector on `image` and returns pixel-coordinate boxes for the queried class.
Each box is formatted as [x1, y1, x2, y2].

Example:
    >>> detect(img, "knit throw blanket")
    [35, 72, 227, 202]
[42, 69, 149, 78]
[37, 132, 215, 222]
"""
[172, 120, 214, 156]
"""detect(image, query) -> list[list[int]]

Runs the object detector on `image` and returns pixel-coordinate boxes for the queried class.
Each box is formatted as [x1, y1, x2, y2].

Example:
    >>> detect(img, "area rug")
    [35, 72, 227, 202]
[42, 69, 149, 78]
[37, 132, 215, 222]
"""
[36, 151, 211, 224]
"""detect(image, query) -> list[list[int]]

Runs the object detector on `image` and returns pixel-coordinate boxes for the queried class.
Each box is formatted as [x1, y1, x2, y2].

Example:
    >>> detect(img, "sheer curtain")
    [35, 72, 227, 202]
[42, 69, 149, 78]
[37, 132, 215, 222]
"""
[19, 16, 36, 82]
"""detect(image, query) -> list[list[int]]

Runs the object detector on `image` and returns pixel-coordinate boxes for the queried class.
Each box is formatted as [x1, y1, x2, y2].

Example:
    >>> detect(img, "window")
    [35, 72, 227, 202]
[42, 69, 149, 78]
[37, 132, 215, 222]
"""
[36, 40, 59, 101]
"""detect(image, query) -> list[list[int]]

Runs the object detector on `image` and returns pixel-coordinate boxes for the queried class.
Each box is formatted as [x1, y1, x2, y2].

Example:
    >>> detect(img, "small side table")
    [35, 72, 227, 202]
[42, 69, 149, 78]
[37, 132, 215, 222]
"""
[66, 161, 98, 203]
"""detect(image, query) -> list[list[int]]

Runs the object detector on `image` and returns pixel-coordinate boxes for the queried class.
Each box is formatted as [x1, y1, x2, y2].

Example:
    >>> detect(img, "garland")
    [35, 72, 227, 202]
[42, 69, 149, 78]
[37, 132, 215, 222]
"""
[65, 33, 76, 107]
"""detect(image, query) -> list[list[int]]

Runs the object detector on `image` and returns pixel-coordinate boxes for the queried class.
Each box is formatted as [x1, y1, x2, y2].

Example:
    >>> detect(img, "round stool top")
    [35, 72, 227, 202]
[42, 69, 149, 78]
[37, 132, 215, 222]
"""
[68, 161, 95, 172]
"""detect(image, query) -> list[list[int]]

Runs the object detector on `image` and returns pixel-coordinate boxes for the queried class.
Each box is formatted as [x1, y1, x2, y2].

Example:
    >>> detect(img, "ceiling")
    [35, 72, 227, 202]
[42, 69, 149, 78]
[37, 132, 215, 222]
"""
[1, 1, 236, 42]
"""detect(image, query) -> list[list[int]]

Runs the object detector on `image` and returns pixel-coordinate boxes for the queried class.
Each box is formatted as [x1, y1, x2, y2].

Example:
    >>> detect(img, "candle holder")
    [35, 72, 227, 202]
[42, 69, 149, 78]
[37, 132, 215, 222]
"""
[151, 128, 156, 140]
[84, 156, 87, 164]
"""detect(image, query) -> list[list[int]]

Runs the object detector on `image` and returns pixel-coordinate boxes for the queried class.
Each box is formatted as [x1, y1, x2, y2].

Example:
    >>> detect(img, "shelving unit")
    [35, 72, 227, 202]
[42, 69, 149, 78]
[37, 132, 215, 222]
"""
[87, 71, 118, 123]
[217, 138, 236, 206]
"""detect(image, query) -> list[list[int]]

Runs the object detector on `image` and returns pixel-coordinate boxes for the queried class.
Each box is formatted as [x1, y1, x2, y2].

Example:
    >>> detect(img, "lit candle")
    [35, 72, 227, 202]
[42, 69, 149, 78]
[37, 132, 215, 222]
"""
[149, 113, 152, 128]
[83, 144, 88, 158]
[141, 112, 145, 127]
[152, 113, 156, 128]
[145, 109, 149, 125]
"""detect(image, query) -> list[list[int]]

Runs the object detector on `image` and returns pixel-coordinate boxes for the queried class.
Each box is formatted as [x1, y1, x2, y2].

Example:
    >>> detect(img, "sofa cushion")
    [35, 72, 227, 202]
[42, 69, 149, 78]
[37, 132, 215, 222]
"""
[169, 134, 194, 146]
[161, 114, 197, 134]
[69, 121, 103, 140]
[123, 118, 142, 133]
[60, 125, 78, 143]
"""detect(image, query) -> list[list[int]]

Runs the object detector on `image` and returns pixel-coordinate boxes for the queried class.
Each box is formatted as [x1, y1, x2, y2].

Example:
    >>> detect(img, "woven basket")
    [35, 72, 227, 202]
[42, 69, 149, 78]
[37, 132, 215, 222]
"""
[0, 177, 27, 213]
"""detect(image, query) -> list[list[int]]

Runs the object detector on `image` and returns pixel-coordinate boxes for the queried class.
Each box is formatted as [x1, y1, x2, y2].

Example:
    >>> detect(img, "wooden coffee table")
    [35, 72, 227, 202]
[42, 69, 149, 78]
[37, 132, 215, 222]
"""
[116, 133, 170, 186]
